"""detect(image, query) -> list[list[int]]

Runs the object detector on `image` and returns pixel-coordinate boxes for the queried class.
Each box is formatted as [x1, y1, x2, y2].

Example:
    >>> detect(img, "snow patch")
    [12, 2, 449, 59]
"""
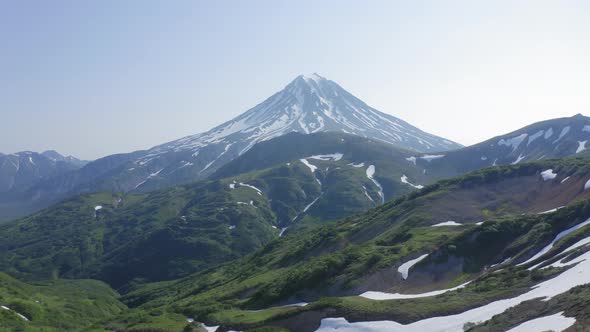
[545, 127, 554, 138]
[349, 162, 365, 168]
[405, 156, 417, 165]
[506, 312, 575, 332]
[419, 154, 445, 162]
[303, 196, 321, 213]
[498, 133, 527, 151]
[279, 227, 288, 237]
[527, 130, 544, 145]
[538, 206, 564, 214]
[431, 221, 462, 227]
[308, 153, 343, 161]
[366, 165, 384, 204]
[300, 159, 318, 173]
[553, 126, 570, 144]
[94, 205, 103, 211]
[1, 305, 29, 321]
[398, 254, 428, 280]
[518, 217, 590, 267]
[400, 175, 424, 189]
[239, 182, 263, 195]
[511, 154, 525, 165]
[360, 281, 470, 300]
[577, 140, 587, 153]
[540, 169, 557, 181]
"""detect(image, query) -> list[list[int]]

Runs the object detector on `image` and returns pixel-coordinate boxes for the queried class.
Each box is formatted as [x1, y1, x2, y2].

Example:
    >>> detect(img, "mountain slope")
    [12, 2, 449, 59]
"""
[0, 133, 436, 288]
[0, 75, 460, 223]
[0, 272, 125, 331]
[409, 114, 590, 178]
[120, 157, 590, 331]
[139, 73, 461, 188]
[0, 150, 86, 193]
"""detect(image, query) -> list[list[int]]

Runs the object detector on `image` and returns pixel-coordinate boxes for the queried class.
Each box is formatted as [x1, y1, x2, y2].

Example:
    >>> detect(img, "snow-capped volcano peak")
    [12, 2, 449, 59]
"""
[129, 74, 461, 190]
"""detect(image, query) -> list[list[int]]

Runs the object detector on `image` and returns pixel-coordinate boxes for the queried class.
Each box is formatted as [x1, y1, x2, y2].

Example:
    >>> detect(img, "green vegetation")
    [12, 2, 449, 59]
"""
[0, 272, 125, 331]
[4, 155, 590, 330]
[115, 157, 590, 331]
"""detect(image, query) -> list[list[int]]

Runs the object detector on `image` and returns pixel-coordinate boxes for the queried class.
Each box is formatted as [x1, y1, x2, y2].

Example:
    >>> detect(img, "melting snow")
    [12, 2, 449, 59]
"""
[1, 305, 29, 321]
[527, 130, 544, 145]
[431, 221, 462, 227]
[366, 165, 384, 204]
[506, 312, 575, 332]
[540, 169, 557, 181]
[303, 196, 321, 213]
[316, 246, 590, 332]
[398, 254, 428, 280]
[498, 133, 528, 151]
[239, 182, 263, 195]
[490, 257, 512, 268]
[406, 156, 417, 165]
[300, 159, 318, 173]
[360, 282, 471, 300]
[309, 153, 343, 161]
[545, 127, 554, 138]
[420, 154, 445, 162]
[400, 175, 424, 189]
[538, 206, 564, 214]
[511, 154, 525, 165]
[553, 126, 570, 144]
[518, 217, 590, 267]
[279, 227, 288, 237]
[349, 162, 365, 168]
[577, 140, 587, 153]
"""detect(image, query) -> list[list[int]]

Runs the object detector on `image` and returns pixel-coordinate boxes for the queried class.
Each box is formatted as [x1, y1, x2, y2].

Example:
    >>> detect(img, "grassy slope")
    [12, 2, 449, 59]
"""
[0, 133, 438, 290]
[0, 272, 125, 331]
[119, 158, 590, 331]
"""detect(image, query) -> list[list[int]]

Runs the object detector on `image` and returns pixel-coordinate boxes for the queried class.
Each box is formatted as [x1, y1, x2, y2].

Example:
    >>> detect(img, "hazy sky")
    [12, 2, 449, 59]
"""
[2, 1, 590, 160]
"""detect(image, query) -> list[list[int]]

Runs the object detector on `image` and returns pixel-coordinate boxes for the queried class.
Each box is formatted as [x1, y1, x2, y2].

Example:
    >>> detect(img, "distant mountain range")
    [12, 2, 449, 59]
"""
[411, 113, 590, 178]
[0, 150, 86, 194]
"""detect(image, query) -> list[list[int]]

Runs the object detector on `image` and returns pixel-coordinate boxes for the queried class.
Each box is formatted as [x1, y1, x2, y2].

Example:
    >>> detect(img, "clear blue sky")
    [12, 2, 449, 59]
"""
[2, 0, 590, 159]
